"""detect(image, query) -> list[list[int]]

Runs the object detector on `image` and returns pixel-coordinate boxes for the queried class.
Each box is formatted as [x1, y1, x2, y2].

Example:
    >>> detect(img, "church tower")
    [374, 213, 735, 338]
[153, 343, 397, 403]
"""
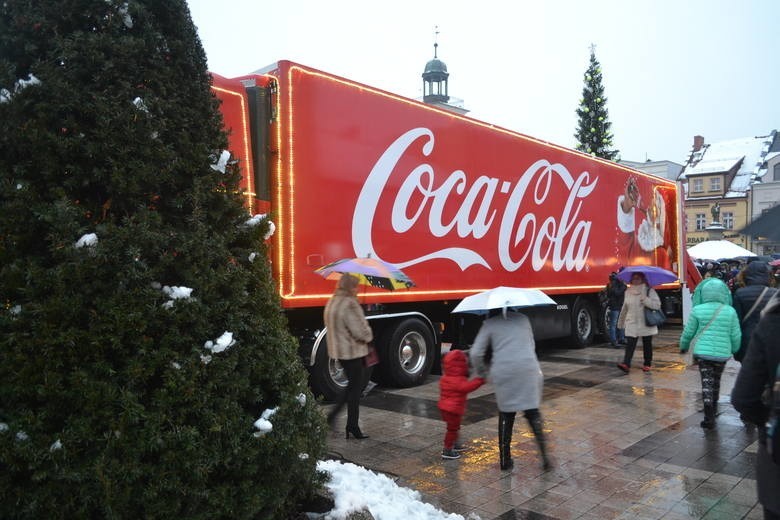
[421, 28, 467, 114]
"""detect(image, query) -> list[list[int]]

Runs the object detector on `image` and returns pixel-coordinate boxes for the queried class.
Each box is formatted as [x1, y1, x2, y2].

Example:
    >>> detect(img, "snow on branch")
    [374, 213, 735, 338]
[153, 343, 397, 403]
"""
[244, 214, 275, 240]
[118, 2, 133, 28]
[132, 97, 149, 113]
[161, 285, 194, 309]
[203, 331, 235, 354]
[0, 74, 42, 104]
[74, 233, 98, 248]
[253, 407, 278, 437]
[210, 150, 231, 173]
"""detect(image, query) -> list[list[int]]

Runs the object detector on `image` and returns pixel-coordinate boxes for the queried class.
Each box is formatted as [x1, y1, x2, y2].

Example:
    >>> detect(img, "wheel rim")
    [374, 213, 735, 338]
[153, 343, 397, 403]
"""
[329, 358, 348, 389]
[577, 309, 592, 339]
[397, 331, 427, 376]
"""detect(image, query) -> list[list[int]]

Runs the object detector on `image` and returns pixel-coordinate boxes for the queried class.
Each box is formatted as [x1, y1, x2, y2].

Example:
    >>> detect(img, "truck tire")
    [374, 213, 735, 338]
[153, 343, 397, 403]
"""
[309, 337, 347, 402]
[570, 298, 596, 348]
[376, 318, 435, 388]
[599, 303, 610, 341]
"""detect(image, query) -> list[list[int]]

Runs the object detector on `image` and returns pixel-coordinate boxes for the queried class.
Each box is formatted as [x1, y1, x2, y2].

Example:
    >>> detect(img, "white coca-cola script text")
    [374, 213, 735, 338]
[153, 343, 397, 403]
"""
[352, 128, 597, 272]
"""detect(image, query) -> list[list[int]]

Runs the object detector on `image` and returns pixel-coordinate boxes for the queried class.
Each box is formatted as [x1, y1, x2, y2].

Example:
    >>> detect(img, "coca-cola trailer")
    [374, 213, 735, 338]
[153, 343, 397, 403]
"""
[211, 61, 689, 400]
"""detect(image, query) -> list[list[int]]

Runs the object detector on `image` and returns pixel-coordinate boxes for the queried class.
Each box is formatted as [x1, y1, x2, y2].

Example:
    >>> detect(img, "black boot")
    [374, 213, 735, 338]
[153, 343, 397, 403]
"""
[526, 410, 552, 470]
[498, 412, 515, 470]
[700, 404, 716, 429]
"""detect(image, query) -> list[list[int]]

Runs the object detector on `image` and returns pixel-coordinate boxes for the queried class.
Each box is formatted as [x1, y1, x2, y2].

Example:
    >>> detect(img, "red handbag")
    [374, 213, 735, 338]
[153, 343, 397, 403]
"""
[363, 344, 379, 367]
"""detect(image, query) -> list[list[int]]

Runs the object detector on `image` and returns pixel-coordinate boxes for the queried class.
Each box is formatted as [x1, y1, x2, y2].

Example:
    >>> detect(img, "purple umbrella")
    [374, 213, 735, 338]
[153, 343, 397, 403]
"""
[616, 265, 678, 287]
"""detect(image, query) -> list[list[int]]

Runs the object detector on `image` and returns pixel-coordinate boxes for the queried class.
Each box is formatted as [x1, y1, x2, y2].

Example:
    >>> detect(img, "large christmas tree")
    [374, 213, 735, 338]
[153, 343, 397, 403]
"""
[0, 1, 325, 518]
[574, 47, 620, 161]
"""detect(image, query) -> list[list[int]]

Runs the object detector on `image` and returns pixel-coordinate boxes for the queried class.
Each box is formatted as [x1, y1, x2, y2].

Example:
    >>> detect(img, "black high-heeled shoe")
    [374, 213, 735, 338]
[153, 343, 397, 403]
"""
[345, 427, 369, 439]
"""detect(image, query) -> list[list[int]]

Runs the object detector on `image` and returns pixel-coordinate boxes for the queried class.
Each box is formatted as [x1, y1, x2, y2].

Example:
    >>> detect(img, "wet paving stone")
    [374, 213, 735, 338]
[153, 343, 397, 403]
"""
[323, 326, 765, 519]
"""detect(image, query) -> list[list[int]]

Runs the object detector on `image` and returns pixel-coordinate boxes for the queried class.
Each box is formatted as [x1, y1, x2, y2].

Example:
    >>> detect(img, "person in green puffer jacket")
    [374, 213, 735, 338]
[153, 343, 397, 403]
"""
[680, 278, 741, 429]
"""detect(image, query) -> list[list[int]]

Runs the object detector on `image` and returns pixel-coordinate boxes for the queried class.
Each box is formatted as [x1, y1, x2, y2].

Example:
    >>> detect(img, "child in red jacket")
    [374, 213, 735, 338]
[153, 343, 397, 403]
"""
[438, 349, 485, 459]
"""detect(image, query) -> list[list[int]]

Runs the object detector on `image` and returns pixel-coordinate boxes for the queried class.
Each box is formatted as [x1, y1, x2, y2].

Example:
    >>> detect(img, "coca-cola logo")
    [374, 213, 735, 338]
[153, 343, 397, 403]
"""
[352, 128, 597, 272]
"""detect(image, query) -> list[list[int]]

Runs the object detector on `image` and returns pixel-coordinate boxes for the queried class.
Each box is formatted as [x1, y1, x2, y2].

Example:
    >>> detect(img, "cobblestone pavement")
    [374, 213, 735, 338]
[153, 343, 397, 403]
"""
[323, 325, 765, 519]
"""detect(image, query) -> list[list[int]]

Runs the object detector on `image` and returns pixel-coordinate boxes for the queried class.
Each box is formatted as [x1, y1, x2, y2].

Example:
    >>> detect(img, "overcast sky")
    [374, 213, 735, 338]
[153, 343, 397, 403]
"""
[186, 0, 779, 164]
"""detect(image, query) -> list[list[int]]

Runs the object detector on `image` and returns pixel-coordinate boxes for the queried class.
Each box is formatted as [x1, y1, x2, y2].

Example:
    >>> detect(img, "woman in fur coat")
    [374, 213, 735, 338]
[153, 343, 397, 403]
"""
[324, 274, 373, 439]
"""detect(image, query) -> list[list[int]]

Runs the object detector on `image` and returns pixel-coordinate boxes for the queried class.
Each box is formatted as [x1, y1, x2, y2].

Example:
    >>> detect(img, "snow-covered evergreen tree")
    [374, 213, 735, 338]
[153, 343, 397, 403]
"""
[0, 1, 325, 518]
[574, 47, 620, 161]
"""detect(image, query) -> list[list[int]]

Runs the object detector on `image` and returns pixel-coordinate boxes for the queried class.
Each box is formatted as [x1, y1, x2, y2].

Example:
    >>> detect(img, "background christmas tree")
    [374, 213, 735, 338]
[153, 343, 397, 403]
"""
[574, 46, 620, 161]
[0, 1, 325, 518]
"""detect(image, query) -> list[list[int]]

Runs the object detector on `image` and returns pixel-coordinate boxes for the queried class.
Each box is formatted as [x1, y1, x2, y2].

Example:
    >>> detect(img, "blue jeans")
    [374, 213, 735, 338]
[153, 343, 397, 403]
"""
[608, 309, 625, 344]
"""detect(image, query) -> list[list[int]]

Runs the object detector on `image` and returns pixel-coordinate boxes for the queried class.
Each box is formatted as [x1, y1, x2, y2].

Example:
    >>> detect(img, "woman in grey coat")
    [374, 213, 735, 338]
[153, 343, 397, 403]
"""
[470, 310, 550, 471]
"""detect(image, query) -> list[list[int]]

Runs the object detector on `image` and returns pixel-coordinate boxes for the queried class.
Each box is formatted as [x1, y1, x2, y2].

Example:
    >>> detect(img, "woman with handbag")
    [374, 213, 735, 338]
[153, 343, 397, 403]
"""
[324, 274, 374, 439]
[617, 272, 662, 373]
[680, 278, 741, 429]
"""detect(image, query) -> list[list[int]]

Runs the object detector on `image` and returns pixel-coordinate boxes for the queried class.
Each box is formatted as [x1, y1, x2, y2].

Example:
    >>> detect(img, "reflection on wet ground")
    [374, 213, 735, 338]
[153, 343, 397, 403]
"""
[323, 326, 764, 519]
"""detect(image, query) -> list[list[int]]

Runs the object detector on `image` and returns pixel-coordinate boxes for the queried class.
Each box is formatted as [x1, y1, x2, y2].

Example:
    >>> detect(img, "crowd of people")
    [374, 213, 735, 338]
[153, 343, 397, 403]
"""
[694, 257, 780, 291]
[323, 273, 553, 472]
[682, 258, 780, 520]
[609, 257, 779, 520]
[323, 259, 780, 519]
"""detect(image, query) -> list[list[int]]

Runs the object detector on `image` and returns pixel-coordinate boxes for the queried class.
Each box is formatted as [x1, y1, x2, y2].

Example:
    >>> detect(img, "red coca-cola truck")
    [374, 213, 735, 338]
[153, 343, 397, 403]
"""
[211, 60, 689, 399]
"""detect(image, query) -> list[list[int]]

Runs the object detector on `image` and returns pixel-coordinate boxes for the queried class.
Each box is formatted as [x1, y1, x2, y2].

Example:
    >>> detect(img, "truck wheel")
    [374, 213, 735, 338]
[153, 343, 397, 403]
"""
[570, 298, 595, 348]
[599, 304, 610, 341]
[309, 337, 347, 402]
[376, 318, 435, 388]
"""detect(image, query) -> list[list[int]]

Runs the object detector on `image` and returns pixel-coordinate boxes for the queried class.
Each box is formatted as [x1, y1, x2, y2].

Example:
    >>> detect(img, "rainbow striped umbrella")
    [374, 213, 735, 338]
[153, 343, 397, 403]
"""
[315, 257, 415, 291]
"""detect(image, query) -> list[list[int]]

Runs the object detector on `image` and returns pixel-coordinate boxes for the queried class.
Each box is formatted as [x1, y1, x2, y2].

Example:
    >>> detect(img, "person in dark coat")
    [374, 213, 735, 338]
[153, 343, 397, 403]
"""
[470, 309, 550, 471]
[605, 271, 627, 347]
[437, 350, 485, 459]
[733, 261, 777, 362]
[731, 292, 780, 520]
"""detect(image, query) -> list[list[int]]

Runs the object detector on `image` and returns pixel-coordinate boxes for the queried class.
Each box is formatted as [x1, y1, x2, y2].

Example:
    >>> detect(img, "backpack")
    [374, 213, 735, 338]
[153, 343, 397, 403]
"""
[768, 364, 780, 464]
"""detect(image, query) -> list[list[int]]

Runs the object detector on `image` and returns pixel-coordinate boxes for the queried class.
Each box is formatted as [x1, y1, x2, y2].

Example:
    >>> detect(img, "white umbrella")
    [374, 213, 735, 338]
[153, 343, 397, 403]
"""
[451, 286, 556, 315]
[687, 240, 756, 260]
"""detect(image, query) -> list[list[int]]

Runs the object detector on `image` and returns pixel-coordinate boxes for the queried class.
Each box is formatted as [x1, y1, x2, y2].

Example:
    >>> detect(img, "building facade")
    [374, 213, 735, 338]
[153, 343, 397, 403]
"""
[678, 132, 779, 251]
[748, 151, 780, 254]
[621, 159, 683, 182]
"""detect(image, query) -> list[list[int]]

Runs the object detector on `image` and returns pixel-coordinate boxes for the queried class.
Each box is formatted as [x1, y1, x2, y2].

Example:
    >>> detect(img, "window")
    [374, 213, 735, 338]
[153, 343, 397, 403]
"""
[709, 177, 721, 191]
[722, 211, 734, 229]
[692, 178, 703, 192]
[695, 213, 706, 230]
[774, 163, 780, 181]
